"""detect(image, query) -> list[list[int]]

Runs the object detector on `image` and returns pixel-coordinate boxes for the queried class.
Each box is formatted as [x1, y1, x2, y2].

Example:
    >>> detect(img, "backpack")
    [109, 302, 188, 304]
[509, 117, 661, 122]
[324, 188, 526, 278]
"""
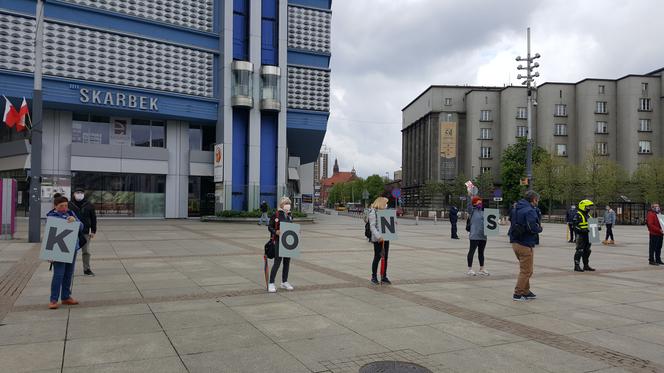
[364, 209, 374, 239]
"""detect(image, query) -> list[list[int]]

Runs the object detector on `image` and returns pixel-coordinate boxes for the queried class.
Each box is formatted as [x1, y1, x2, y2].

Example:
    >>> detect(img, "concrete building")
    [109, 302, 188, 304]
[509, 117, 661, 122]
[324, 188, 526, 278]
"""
[401, 67, 664, 204]
[0, 0, 332, 217]
[313, 150, 329, 205]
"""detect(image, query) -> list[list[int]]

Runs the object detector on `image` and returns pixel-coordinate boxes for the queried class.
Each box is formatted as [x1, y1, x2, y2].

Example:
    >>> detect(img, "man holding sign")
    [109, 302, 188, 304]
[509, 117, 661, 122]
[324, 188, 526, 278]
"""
[266, 197, 297, 293]
[41, 195, 83, 309]
[368, 197, 395, 285]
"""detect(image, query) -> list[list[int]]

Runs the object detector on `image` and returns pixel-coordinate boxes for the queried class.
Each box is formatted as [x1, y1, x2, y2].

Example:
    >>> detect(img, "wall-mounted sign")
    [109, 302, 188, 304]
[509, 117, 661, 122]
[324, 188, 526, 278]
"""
[110, 118, 131, 145]
[214, 144, 224, 182]
[79, 88, 159, 111]
[439, 121, 457, 159]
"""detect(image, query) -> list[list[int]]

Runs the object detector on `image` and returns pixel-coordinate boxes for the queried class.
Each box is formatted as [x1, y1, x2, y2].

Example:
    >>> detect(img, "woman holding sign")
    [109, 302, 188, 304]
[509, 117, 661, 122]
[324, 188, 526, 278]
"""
[467, 196, 489, 276]
[267, 196, 295, 293]
[46, 195, 83, 309]
[368, 197, 391, 285]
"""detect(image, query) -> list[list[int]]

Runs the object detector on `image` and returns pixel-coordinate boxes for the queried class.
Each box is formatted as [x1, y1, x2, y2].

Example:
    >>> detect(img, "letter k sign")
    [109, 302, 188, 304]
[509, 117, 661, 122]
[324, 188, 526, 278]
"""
[45, 227, 73, 253]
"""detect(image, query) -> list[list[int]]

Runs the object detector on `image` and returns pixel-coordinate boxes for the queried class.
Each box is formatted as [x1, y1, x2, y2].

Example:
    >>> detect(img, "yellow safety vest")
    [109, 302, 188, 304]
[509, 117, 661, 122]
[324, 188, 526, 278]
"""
[576, 211, 590, 229]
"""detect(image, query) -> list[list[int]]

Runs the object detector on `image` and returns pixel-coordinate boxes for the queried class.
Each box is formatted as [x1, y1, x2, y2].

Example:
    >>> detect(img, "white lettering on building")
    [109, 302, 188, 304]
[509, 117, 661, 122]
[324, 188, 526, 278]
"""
[79, 88, 159, 112]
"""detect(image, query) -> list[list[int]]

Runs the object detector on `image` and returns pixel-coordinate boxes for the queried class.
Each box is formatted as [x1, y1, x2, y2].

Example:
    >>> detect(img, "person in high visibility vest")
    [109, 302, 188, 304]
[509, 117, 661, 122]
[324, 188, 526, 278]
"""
[573, 199, 596, 272]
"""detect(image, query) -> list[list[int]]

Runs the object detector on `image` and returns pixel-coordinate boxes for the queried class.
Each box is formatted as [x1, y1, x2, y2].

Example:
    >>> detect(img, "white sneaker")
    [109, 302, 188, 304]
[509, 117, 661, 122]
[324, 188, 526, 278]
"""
[280, 282, 294, 291]
[478, 269, 490, 276]
[466, 269, 476, 276]
[268, 283, 277, 293]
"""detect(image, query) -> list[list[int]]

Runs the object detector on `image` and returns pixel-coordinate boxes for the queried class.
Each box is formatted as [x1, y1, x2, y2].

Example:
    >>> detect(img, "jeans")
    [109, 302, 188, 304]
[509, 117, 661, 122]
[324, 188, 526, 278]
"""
[512, 243, 533, 296]
[259, 212, 269, 225]
[649, 235, 663, 263]
[372, 241, 390, 278]
[605, 224, 614, 241]
[50, 251, 77, 303]
[81, 234, 92, 271]
[467, 240, 486, 267]
[269, 256, 291, 283]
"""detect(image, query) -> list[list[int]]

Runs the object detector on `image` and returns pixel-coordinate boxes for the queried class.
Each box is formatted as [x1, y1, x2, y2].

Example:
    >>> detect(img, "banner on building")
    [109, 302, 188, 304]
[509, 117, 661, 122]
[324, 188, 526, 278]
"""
[376, 209, 398, 241]
[110, 117, 131, 145]
[39, 217, 82, 263]
[214, 144, 224, 182]
[484, 208, 500, 236]
[278, 222, 301, 258]
[439, 121, 457, 159]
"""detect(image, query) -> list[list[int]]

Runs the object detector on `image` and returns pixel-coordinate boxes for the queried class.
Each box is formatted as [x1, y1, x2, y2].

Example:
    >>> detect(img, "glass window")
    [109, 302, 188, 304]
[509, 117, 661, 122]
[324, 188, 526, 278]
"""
[260, 73, 280, 101]
[480, 147, 491, 159]
[480, 128, 492, 139]
[639, 140, 652, 154]
[151, 121, 165, 148]
[640, 98, 652, 111]
[516, 107, 527, 119]
[596, 121, 608, 134]
[480, 167, 491, 174]
[556, 144, 567, 156]
[598, 85, 605, 94]
[189, 125, 202, 151]
[642, 82, 648, 94]
[0, 123, 29, 143]
[72, 120, 110, 144]
[72, 112, 89, 121]
[639, 119, 651, 132]
[480, 110, 492, 121]
[202, 126, 215, 151]
[444, 98, 452, 106]
[596, 101, 607, 114]
[232, 68, 253, 98]
[596, 142, 608, 155]
[516, 126, 528, 138]
[130, 119, 166, 148]
[131, 122, 151, 147]
[555, 104, 567, 117]
[554, 124, 567, 136]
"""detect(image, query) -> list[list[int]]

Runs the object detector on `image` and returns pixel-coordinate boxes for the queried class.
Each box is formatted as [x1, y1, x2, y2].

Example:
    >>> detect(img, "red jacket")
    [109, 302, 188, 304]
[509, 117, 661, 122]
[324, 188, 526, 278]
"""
[646, 210, 663, 236]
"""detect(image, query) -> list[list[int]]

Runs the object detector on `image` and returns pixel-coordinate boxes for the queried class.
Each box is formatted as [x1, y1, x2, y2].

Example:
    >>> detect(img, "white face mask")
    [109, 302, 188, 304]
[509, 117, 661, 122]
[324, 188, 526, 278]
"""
[283, 204, 291, 212]
[74, 193, 84, 201]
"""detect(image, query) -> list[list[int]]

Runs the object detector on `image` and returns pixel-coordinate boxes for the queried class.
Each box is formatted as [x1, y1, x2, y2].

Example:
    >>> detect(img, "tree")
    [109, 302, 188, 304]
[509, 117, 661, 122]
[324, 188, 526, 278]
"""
[533, 151, 567, 216]
[499, 137, 547, 206]
[450, 172, 469, 209]
[474, 171, 494, 199]
[581, 151, 627, 206]
[365, 175, 385, 202]
[632, 158, 664, 203]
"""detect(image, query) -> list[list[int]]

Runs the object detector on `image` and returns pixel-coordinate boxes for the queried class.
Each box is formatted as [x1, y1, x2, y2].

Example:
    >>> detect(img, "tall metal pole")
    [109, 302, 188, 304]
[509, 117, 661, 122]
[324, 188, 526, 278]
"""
[525, 27, 533, 191]
[28, 0, 45, 243]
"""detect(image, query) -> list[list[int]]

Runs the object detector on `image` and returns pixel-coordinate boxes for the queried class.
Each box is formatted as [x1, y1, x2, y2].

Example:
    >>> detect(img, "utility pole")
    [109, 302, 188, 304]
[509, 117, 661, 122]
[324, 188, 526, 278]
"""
[516, 28, 541, 191]
[29, 0, 45, 243]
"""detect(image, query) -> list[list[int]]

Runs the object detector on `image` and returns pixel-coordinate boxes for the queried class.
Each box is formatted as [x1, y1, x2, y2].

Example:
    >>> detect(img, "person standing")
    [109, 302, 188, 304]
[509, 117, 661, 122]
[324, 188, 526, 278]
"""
[603, 206, 616, 245]
[267, 197, 294, 293]
[646, 203, 663, 266]
[566, 204, 577, 243]
[508, 190, 542, 301]
[573, 199, 596, 272]
[467, 196, 489, 276]
[368, 196, 391, 285]
[47, 196, 83, 309]
[449, 205, 460, 239]
[258, 200, 269, 225]
[69, 188, 97, 276]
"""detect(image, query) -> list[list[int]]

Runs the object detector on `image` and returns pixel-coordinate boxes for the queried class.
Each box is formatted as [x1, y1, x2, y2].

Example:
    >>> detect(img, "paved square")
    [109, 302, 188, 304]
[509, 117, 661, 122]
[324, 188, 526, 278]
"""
[1, 213, 663, 372]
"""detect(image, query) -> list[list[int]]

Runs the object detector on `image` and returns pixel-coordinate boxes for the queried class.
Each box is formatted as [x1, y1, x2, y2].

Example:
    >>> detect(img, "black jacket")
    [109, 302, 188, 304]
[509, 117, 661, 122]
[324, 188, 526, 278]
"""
[69, 199, 97, 234]
[260, 202, 269, 213]
[449, 206, 458, 223]
[268, 210, 293, 257]
[566, 208, 576, 224]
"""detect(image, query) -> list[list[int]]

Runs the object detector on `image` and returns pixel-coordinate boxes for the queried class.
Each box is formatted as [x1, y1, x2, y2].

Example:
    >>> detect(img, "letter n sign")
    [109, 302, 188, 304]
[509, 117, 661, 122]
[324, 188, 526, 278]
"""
[278, 222, 301, 258]
[39, 217, 81, 263]
[484, 208, 500, 236]
[376, 209, 398, 241]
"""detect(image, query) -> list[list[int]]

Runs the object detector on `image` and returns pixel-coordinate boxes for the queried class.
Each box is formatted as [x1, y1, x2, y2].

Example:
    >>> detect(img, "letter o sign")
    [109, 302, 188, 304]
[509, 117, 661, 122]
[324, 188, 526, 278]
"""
[281, 231, 299, 251]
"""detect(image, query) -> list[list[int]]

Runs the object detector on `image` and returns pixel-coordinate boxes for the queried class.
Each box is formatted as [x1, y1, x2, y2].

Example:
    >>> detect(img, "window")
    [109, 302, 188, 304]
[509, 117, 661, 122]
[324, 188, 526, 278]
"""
[556, 144, 567, 156]
[480, 128, 492, 140]
[480, 146, 492, 159]
[554, 124, 567, 136]
[72, 113, 111, 144]
[639, 141, 652, 154]
[516, 126, 528, 138]
[642, 82, 648, 94]
[555, 104, 567, 117]
[130, 119, 166, 148]
[639, 119, 652, 132]
[480, 110, 492, 121]
[480, 167, 491, 174]
[261, 0, 278, 65]
[233, 0, 250, 60]
[640, 98, 652, 111]
[516, 107, 527, 119]
[445, 113, 453, 121]
[444, 98, 452, 106]
[595, 101, 607, 114]
[596, 121, 608, 134]
[0, 123, 29, 143]
[189, 124, 216, 151]
[596, 142, 608, 155]
[598, 85, 605, 94]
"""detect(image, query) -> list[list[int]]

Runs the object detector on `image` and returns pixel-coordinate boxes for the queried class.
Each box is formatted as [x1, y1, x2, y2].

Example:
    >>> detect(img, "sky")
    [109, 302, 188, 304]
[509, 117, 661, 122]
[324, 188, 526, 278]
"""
[323, 0, 664, 178]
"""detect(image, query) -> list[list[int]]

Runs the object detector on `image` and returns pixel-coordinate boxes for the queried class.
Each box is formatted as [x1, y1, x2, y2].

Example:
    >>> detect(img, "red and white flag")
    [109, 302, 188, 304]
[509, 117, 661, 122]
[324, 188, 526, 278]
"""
[16, 97, 29, 132]
[2, 96, 19, 128]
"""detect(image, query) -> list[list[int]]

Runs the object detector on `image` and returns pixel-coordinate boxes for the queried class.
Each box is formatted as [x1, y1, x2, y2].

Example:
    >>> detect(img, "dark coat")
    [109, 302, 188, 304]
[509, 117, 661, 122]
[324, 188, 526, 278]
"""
[566, 208, 576, 224]
[449, 206, 458, 224]
[268, 210, 293, 257]
[69, 199, 97, 234]
[260, 202, 269, 213]
[509, 199, 543, 248]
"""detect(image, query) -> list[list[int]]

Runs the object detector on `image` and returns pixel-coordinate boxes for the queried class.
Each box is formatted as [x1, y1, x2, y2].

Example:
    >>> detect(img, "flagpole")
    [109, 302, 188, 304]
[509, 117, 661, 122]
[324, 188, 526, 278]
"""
[28, 0, 45, 243]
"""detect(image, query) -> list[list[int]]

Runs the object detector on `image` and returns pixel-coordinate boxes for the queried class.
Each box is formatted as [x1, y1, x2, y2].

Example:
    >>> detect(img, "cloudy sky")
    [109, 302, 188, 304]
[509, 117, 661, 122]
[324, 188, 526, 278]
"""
[323, 0, 664, 178]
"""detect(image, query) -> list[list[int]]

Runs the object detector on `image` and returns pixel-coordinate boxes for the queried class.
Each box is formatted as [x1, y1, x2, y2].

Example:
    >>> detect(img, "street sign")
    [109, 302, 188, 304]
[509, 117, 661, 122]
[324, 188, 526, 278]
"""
[391, 188, 401, 199]
[376, 209, 398, 241]
[484, 208, 500, 236]
[278, 222, 301, 258]
[588, 218, 600, 243]
[493, 197, 503, 202]
[459, 196, 467, 201]
[39, 217, 81, 263]
[493, 188, 502, 198]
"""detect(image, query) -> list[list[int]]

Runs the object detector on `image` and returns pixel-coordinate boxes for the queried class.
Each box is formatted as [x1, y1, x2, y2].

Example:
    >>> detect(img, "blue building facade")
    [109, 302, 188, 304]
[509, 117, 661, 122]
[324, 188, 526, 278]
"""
[0, 0, 331, 217]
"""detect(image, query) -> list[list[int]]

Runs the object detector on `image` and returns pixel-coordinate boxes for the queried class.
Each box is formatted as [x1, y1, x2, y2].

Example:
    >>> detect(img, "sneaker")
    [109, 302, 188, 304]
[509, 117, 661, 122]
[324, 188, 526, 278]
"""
[280, 282, 294, 291]
[84, 269, 95, 276]
[48, 302, 58, 309]
[381, 277, 392, 285]
[370, 277, 380, 285]
[478, 269, 490, 276]
[524, 291, 537, 299]
[268, 283, 277, 293]
[649, 261, 659, 266]
[657, 261, 664, 265]
[61, 297, 79, 305]
[583, 266, 596, 272]
[512, 294, 528, 302]
[466, 269, 476, 276]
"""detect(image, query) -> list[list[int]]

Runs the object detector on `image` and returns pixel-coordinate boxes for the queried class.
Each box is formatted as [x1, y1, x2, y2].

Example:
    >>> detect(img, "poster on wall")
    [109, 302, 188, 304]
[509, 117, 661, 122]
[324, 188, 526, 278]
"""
[41, 177, 71, 201]
[439, 120, 458, 180]
[110, 118, 130, 145]
[214, 144, 224, 182]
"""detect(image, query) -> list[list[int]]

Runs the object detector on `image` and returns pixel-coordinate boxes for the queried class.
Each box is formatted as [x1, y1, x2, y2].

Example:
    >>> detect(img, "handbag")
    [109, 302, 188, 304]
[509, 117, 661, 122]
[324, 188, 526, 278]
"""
[264, 239, 276, 259]
[465, 211, 473, 232]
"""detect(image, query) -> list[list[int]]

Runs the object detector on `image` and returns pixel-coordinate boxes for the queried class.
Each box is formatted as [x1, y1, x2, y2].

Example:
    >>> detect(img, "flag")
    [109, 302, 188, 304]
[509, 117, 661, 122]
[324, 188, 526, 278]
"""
[2, 96, 19, 128]
[16, 98, 29, 132]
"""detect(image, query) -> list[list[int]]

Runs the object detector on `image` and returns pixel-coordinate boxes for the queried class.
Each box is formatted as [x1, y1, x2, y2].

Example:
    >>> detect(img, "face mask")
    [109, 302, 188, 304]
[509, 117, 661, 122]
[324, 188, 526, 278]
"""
[475, 203, 483, 209]
[283, 204, 291, 212]
[74, 193, 84, 201]
[655, 207, 661, 213]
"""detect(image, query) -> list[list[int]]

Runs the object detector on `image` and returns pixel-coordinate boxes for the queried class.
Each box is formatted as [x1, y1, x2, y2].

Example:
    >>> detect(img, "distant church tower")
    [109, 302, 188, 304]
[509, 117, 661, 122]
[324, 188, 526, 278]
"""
[333, 158, 339, 174]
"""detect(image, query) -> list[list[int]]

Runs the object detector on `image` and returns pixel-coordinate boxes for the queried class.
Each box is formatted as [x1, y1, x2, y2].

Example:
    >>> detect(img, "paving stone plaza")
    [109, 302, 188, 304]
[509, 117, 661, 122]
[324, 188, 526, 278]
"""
[1, 213, 663, 372]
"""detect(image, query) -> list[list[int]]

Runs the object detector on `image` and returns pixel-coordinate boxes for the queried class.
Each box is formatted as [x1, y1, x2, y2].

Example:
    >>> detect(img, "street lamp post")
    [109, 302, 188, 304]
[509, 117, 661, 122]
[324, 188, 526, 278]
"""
[516, 27, 540, 191]
[29, 0, 45, 243]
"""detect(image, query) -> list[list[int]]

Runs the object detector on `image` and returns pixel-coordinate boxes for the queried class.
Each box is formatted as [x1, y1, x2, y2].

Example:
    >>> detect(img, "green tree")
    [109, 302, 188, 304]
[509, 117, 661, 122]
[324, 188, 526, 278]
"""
[632, 158, 664, 203]
[559, 162, 583, 207]
[365, 175, 385, 202]
[500, 137, 546, 205]
[581, 151, 627, 205]
[449, 172, 469, 208]
[533, 151, 567, 216]
[474, 171, 494, 199]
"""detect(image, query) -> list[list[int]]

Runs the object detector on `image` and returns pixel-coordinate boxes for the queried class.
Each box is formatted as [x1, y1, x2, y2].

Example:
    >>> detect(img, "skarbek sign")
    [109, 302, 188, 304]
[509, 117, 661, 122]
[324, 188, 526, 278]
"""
[79, 88, 159, 111]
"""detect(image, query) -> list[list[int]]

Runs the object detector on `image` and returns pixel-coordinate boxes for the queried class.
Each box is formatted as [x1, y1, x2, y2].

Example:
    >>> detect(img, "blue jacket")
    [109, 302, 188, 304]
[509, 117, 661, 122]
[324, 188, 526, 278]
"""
[46, 209, 84, 251]
[468, 207, 486, 241]
[509, 199, 542, 248]
[565, 208, 576, 223]
[449, 206, 458, 223]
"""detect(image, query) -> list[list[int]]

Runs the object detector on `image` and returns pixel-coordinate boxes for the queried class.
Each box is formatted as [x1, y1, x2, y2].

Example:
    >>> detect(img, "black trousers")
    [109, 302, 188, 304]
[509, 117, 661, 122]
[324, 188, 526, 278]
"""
[649, 235, 663, 263]
[605, 224, 614, 241]
[372, 241, 389, 278]
[568, 224, 575, 242]
[451, 222, 458, 238]
[574, 234, 592, 266]
[467, 240, 486, 267]
[269, 257, 291, 283]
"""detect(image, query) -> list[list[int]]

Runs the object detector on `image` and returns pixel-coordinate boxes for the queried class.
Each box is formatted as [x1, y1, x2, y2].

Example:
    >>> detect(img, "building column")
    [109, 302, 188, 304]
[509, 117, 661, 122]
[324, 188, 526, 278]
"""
[277, 0, 288, 199]
[216, 0, 234, 212]
[166, 120, 189, 218]
[247, 0, 262, 211]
